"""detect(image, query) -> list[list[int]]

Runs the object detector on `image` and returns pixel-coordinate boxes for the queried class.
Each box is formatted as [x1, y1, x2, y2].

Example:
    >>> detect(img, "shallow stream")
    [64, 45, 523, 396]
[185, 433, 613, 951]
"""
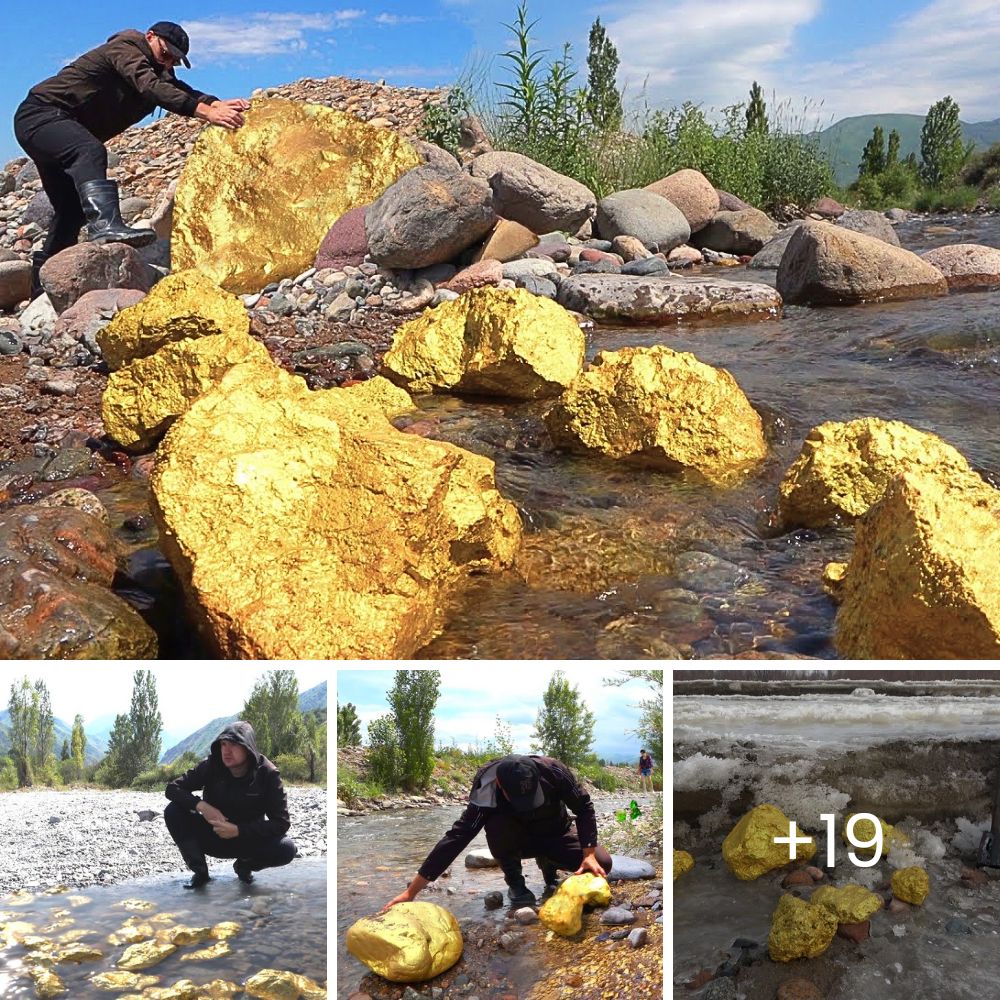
[0, 857, 326, 997]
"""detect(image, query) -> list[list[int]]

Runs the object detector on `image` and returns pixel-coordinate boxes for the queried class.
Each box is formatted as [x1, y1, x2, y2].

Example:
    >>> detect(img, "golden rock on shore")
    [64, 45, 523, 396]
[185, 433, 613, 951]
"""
[673, 850, 695, 881]
[538, 873, 612, 936]
[545, 345, 767, 484]
[778, 417, 982, 528]
[768, 894, 837, 962]
[891, 866, 930, 905]
[811, 883, 883, 923]
[96, 270, 249, 371]
[383, 286, 585, 400]
[172, 98, 421, 293]
[722, 804, 816, 881]
[345, 902, 463, 983]
[151, 364, 521, 658]
[835, 472, 1000, 658]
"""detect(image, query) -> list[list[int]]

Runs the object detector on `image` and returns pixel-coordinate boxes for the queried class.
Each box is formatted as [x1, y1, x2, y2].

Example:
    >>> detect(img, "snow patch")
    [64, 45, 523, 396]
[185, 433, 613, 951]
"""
[673, 753, 742, 791]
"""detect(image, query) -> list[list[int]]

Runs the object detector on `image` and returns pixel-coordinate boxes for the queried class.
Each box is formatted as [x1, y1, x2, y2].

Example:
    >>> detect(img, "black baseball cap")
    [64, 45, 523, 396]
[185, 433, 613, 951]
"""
[495, 755, 545, 812]
[149, 21, 191, 68]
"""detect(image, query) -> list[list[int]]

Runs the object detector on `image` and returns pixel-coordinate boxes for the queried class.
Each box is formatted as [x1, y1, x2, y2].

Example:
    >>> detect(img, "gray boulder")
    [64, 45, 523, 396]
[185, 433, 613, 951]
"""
[38, 243, 152, 314]
[413, 139, 461, 173]
[748, 221, 806, 270]
[716, 189, 752, 212]
[0, 261, 32, 311]
[469, 151, 596, 234]
[366, 164, 497, 269]
[836, 208, 901, 247]
[465, 848, 499, 868]
[557, 273, 781, 324]
[15, 161, 39, 189]
[596, 189, 690, 251]
[921, 244, 1000, 290]
[694, 208, 778, 254]
[22, 191, 55, 229]
[608, 855, 657, 881]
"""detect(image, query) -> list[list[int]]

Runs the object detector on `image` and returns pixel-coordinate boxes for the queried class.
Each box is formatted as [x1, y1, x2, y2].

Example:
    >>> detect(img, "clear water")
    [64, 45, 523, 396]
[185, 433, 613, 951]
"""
[0, 858, 326, 997]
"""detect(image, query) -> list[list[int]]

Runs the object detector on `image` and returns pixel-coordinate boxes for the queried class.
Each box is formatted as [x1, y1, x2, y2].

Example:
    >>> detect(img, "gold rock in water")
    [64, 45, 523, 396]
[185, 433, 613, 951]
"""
[160, 926, 213, 947]
[891, 866, 930, 905]
[108, 922, 155, 946]
[43, 887, 69, 896]
[65, 896, 90, 907]
[345, 902, 463, 983]
[383, 286, 586, 400]
[208, 922, 241, 941]
[56, 929, 93, 943]
[768, 894, 837, 962]
[21, 935, 55, 952]
[172, 98, 421, 293]
[54, 942, 104, 963]
[150, 363, 521, 658]
[538, 873, 612, 936]
[117, 939, 178, 971]
[179, 939, 231, 961]
[28, 965, 67, 998]
[836, 472, 1000, 658]
[811, 883, 883, 924]
[200, 982, 241, 999]
[143, 980, 204, 1000]
[1, 920, 36, 946]
[673, 849, 695, 881]
[90, 971, 161, 991]
[545, 345, 768, 485]
[722, 804, 816, 881]
[243, 968, 326, 999]
[118, 900, 156, 913]
[8, 890, 35, 905]
[777, 417, 983, 529]
[97, 270, 249, 372]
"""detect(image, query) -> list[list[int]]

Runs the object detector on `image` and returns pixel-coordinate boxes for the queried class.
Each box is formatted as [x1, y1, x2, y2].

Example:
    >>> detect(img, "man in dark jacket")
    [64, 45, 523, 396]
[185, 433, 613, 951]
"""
[13, 22, 249, 297]
[164, 720, 296, 889]
[383, 754, 613, 909]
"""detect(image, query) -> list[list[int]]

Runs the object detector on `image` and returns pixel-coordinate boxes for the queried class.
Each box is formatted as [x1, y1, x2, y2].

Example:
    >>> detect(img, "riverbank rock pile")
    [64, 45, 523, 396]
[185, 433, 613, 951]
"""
[346, 902, 463, 982]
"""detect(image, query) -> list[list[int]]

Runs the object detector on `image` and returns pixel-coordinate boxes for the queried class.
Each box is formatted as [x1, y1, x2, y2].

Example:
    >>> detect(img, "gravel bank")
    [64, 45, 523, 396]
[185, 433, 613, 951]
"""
[0, 786, 326, 893]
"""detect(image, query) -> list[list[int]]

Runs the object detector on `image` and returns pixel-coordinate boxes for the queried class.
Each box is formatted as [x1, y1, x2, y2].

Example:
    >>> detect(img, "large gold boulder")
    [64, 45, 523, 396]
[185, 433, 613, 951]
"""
[836, 472, 1000, 658]
[538, 873, 612, 936]
[891, 866, 930, 905]
[722, 804, 816, 881]
[768, 894, 838, 962]
[96, 270, 248, 371]
[102, 325, 270, 452]
[345, 902, 462, 983]
[546, 345, 767, 484]
[778, 417, 982, 528]
[811, 884, 883, 924]
[673, 850, 695, 881]
[151, 364, 521, 658]
[383, 286, 585, 400]
[172, 98, 421, 292]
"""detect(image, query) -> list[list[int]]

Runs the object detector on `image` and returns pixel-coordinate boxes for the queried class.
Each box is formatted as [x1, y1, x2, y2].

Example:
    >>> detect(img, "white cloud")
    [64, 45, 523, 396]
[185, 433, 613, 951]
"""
[375, 13, 428, 25]
[605, 0, 1000, 124]
[356, 63, 458, 81]
[181, 11, 364, 61]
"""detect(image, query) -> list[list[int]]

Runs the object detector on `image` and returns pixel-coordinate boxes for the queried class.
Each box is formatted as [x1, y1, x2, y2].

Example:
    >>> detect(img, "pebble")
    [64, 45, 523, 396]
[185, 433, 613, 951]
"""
[483, 891, 504, 910]
[599, 907, 636, 925]
[627, 927, 647, 948]
[513, 907, 538, 924]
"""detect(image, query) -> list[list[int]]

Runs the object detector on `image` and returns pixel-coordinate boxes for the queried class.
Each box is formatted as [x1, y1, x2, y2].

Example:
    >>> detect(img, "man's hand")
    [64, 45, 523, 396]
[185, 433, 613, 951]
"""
[381, 888, 417, 912]
[208, 818, 239, 840]
[574, 850, 607, 879]
[196, 100, 247, 130]
[195, 801, 227, 825]
[213, 98, 251, 111]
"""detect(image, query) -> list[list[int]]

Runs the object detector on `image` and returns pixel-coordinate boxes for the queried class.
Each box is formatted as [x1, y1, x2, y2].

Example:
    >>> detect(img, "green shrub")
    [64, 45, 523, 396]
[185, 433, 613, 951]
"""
[337, 766, 386, 805]
[367, 714, 402, 790]
[273, 753, 309, 783]
[0, 756, 18, 791]
[914, 184, 979, 212]
[419, 86, 471, 157]
[129, 751, 200, 791]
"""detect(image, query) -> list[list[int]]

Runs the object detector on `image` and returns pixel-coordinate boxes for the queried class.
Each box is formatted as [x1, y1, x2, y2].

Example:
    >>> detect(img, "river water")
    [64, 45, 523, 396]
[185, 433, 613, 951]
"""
[337, 793, 660, 998]
[10, 212, 997, 660]
[674, 680, 1000, 998]
[0, 857, 326, 997]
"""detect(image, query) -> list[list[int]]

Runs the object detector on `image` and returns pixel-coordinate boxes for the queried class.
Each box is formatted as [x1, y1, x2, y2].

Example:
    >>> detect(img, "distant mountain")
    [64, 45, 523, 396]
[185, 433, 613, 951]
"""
[0, 711, 106, 766]
[816, 114, 1000, 187]
[160, 681, 327, 764]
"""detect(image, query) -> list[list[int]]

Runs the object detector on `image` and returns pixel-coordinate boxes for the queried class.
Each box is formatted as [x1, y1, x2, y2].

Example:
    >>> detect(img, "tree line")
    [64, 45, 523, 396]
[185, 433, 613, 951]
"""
[337, 669, 662, 794]
[1, 669, 326, 791]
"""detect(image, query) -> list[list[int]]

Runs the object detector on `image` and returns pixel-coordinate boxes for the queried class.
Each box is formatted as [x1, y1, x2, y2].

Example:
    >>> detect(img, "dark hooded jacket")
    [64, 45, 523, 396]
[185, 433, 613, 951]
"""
[25, 29, 218, 142]
[165, 721, 290, 842]
[417, 755, 598, 882]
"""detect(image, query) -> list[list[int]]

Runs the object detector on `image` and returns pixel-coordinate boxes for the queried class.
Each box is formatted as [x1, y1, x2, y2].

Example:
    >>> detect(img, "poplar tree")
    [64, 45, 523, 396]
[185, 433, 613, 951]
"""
[337, 702, 362, 747]
[921, 96, 969, 187]
[530, 671, 595, 767]
[746, 81, 768, 133]
[859, 125, 886, 177]
[886, 128, 901, 168]
[586, 17, 622, 130]
[70, 714, 86, 774]
[242, 670, 302, 758]
[387, 670, 441, 790]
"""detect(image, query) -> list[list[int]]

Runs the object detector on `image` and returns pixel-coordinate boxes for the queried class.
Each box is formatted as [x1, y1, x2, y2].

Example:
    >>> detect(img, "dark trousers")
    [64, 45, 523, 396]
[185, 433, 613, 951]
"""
[13, 96, 109, 259]
[163, 801, 297, 872]
[484, 814, 613, 883]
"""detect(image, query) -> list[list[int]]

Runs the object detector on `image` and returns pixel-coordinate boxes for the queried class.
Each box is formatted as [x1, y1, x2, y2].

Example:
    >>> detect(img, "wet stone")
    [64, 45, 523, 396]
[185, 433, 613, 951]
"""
[599, 907, 636, 925]
[627, 927, 648, 948]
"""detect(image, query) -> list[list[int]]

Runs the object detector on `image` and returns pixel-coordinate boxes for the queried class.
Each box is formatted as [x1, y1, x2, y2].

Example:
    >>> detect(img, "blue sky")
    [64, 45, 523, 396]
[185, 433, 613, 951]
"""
[0, 664, 329, 749]
[4, 2, 999, 166]
[336, 667, 659, 763]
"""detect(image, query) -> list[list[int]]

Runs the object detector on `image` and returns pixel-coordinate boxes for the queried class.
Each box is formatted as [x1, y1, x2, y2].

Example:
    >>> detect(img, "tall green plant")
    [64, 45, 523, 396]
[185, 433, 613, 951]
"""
[498, 1, 546, 144]
[746, 81, 768, 134]
[586, 17, 622, 130]
[859, 125, 886, 177]
[243, 670, 302, 759]
[921, 96, 972, 188]
[530, 671, 595, 767]
[337, 702, 362, 747]
[387, 670, 441, 791]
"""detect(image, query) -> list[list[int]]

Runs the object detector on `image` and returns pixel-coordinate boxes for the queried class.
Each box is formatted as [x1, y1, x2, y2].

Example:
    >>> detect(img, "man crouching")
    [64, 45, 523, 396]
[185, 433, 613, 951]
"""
[164, 721, 296, 889]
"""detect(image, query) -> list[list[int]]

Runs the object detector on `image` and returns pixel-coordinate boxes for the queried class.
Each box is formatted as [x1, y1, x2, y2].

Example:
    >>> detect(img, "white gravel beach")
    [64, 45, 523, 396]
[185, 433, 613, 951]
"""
[0, 786, 326, 892]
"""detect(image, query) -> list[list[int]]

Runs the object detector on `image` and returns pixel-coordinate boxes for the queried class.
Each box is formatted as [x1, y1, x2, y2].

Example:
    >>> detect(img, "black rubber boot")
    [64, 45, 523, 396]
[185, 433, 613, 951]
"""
[78, 179, 156, 248]
[178, 839, 211, 889]
[537, 856, 560, 896]
[233, 859, 255, 885]
[30, 251, 46, 300]
[501, 861, 536, 907]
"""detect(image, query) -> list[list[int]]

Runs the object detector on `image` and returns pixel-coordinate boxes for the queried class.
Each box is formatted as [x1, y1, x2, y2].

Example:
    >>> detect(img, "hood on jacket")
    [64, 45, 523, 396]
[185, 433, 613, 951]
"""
[210, 721, 263, 768]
